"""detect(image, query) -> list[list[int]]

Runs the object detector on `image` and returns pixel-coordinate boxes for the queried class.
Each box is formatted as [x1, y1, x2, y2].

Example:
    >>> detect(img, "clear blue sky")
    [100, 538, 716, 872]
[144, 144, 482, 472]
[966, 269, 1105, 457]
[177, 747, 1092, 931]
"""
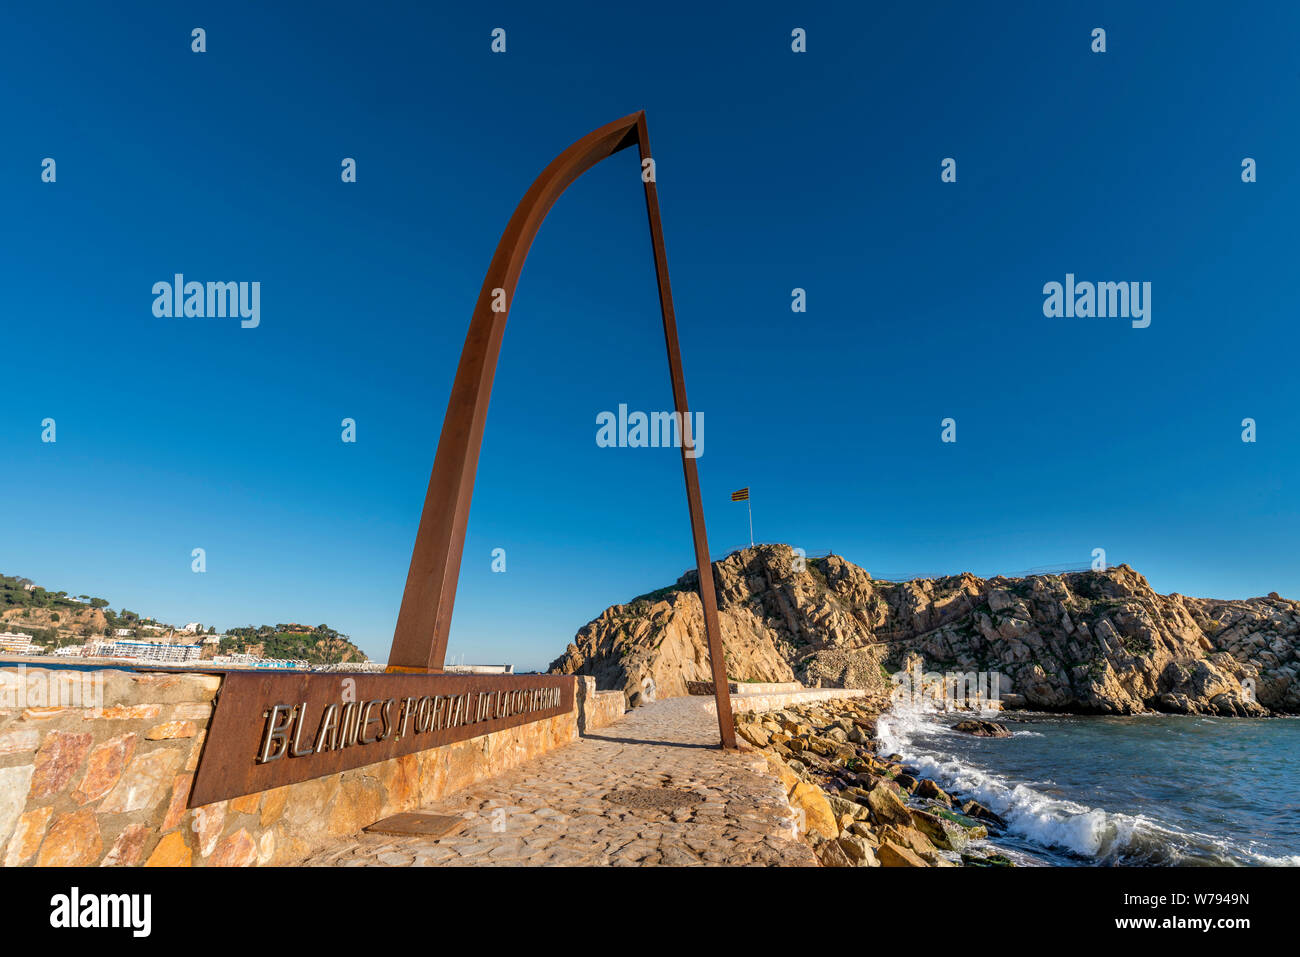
[2, 2, 1297, 670]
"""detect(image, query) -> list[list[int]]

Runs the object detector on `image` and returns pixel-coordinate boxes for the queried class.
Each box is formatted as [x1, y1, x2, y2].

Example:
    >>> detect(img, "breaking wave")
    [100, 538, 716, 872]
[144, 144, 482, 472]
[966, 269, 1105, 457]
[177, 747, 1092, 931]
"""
[875, 701, 1299, 867]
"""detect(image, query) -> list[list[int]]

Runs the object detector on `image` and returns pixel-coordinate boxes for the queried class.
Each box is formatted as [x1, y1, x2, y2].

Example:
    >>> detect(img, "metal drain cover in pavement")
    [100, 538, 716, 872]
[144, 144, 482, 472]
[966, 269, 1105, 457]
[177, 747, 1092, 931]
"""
[363, 813, 467, 838]
[604, 787, 704, 811]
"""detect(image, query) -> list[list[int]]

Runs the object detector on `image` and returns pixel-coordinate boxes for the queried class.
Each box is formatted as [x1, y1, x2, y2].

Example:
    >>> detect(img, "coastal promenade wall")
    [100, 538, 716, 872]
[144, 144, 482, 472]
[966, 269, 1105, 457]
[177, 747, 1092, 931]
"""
[688, 680, 871, 715]
[693, 687, 872, 719]
[727, 688, 868, 714]
[575, 676, 626, 732]
[0, 665, 580, 867]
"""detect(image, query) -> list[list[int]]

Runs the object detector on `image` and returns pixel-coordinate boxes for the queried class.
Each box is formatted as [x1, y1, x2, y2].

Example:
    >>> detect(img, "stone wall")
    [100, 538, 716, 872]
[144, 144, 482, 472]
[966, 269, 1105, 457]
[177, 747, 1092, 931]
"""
[714, 688, 870, 714]
[687, 680, 805, 696]
[574, 676, 626, 733]
[588, 692, 625, 731]
[0, 666, 578, 867]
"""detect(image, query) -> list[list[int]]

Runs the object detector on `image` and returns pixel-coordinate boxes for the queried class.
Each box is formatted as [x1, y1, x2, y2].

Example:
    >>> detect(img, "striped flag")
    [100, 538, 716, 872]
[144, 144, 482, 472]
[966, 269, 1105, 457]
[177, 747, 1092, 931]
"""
[732, 488, 753, 545]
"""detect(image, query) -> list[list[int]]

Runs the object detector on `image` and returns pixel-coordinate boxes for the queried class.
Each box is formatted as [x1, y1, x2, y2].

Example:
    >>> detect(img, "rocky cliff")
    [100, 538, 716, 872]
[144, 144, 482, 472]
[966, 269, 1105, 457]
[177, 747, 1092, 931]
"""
[547, 545, 1298, 715]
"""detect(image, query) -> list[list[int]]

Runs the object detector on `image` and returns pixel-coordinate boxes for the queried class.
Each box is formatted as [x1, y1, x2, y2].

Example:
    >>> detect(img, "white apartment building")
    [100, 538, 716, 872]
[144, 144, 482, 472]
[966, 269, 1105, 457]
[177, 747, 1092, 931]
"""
[0, 631, 38, 655]
[94, 640, 203, 663]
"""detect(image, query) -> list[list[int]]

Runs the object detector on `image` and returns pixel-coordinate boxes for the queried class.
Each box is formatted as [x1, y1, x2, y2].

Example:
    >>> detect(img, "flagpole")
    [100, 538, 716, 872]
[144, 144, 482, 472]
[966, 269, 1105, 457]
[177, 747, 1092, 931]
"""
[748, 495, 753, 547]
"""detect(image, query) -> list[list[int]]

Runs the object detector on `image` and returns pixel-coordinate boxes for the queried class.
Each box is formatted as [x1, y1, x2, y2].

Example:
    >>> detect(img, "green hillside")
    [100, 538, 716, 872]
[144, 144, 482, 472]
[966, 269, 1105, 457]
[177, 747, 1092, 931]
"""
[221, 623, 368, 664]
[2, 573, 109, 612]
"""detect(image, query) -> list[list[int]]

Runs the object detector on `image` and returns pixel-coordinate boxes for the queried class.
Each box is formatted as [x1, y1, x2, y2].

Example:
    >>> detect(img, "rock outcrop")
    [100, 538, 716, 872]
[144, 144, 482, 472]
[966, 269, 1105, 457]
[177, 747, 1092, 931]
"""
[547, 544, 1297, 715]
[952, 720, 1011, 738]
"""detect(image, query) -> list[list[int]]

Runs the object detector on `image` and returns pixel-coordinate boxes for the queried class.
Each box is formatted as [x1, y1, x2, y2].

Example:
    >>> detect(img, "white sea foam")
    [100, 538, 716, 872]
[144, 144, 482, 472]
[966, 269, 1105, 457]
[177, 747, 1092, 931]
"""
[875, 700, 1295, 866]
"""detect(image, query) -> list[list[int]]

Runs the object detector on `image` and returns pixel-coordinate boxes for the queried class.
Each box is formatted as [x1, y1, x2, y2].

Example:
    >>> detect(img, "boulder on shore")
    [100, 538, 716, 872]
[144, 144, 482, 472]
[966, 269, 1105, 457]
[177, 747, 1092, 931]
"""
[865, 783, 914, 828]
[960, 800, 1007, 829]
[877, 841, 928, 867]
[910, 808, 970, 852]
[952, 719, 1011, 738]
[915, 779, 953, 805]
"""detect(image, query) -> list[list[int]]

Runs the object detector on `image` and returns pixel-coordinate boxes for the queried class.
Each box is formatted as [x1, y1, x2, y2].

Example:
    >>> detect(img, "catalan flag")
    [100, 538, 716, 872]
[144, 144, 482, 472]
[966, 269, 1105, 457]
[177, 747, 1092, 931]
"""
[731, 488, 753, 547]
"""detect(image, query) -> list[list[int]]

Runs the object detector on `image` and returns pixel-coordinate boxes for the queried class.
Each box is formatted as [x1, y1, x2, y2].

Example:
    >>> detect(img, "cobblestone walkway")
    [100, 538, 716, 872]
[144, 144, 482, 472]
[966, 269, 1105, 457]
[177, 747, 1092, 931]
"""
[304, 697, 818, 866]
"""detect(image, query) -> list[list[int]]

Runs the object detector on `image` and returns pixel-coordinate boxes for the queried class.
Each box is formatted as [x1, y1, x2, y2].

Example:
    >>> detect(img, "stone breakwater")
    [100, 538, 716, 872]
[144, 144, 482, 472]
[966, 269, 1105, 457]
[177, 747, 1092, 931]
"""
[737, 699, 1014, 867]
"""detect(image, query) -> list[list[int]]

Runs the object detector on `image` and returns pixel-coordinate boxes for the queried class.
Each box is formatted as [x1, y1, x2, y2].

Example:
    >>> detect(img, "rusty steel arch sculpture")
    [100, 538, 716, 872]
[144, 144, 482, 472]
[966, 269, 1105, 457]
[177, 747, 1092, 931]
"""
[385, 111, 736, 748]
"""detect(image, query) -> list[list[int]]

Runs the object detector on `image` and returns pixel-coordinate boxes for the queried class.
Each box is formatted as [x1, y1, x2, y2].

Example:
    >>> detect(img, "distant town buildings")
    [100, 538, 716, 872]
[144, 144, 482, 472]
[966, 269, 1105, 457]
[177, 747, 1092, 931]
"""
[314, 661, 386, 673]
[34, 637, 381, 672]
[0, 631, 40, 655]
[212, 652, 309, 670]
[2, 589, 376, 672]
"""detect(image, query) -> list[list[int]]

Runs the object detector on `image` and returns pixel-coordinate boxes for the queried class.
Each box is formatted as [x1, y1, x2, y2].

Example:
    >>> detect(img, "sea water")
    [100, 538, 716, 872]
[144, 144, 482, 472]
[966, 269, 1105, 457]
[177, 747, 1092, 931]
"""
[875, 703, 1300, 866]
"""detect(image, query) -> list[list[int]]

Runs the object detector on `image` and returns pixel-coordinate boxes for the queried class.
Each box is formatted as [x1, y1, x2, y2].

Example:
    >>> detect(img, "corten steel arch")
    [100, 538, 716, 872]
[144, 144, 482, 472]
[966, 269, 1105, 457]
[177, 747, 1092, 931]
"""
[385, 111, 736, 749]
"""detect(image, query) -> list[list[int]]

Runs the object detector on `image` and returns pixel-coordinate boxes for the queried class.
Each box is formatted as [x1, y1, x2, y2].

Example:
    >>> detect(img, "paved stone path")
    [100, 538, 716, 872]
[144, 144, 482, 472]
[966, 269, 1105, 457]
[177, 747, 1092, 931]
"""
[304, 697, 817, 866]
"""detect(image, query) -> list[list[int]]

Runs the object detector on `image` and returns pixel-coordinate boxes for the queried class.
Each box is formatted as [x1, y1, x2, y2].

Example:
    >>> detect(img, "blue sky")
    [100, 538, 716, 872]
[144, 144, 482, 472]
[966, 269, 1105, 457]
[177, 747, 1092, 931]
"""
[2, 2, 1297, 670]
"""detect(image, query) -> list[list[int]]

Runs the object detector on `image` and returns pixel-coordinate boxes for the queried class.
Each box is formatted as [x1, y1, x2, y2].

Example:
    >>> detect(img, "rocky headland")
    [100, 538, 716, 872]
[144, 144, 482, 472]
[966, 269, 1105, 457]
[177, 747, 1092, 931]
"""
[548, 544, 1298, 716]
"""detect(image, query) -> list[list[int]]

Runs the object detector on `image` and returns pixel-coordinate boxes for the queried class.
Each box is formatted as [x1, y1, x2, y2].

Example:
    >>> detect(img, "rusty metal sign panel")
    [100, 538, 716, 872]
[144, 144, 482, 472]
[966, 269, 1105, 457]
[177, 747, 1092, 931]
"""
[189, 671, 574, 807]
